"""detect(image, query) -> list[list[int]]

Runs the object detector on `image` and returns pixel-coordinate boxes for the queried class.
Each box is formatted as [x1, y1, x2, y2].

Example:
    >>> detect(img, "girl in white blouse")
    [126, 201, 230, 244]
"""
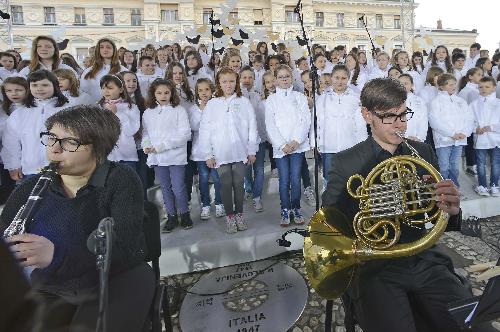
[398, 74, 428, 142]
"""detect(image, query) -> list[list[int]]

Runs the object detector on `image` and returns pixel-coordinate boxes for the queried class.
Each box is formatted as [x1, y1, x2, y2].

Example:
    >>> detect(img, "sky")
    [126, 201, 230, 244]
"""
[414, 0, 499, 52]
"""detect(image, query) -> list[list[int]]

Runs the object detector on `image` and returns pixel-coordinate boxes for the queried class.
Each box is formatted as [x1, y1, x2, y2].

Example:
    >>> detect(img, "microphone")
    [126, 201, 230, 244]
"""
[294, 0, 302, 14]
[87, 217, 114, 255]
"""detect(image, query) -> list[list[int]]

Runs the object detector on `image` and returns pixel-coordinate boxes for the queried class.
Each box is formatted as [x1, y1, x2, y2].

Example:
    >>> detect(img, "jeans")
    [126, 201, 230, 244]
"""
[275, 152, 304, 210]
[476, 148, 500, 187]
[435, 146, 463, 187]
[185, 141, 197, 202]
[154, 165, 189, 215]
[197, 161, 222, 207]
[244, 142, 266, 199]
[321, 152, 335, 186]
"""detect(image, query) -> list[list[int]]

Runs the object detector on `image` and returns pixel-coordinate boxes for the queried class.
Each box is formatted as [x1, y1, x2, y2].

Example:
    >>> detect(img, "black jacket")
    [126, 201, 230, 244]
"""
[322, 137, 461, 276]
[0, 161, 146, 293]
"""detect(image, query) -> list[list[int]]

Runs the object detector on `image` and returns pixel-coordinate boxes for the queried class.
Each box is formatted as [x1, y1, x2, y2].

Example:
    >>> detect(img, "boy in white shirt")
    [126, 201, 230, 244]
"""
[471, 76, 500, 196]
[136, 56, 163, 97]
[368, 52, 391, 80]
[253, 55, 266, 94]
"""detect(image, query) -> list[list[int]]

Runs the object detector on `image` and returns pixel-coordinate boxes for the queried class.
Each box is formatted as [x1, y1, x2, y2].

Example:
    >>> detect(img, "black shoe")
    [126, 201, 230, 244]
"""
[162, 214, 178, 233]
[180, 212, 193, 229]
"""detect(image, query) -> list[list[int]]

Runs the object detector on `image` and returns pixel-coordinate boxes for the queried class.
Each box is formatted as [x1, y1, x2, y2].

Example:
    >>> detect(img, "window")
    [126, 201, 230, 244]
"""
[315, 12, 324, 27]
[358, 45, 366, 51]
[394, 44, 403, 50]
[11, 5, 23, 24]
[357, 13, 364, 28]
[285, 7, 300, 24]
[44, 7, 56, 25]
[336, 13, 344, 28]
[394, 15, 401, 29]
[202, 8, 212, 25]
[103, 8, 114, 25]
[161, 10, 178, 23]
[376, 14, 383, 29]
[74, 7, 86, 25]
[253, 9, 263, 25]
[131, 8, 141, 26]
[76, 48, 89, 62]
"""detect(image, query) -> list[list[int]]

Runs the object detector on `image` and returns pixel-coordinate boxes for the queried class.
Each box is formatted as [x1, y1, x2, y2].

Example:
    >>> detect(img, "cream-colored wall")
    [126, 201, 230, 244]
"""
[2, 0, 477, 58]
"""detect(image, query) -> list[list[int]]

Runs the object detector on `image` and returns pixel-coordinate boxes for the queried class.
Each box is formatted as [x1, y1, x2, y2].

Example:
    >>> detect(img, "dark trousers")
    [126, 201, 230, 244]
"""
[349, 257, 495, 332]
[185, 141, 197, 202]
[465, 135, 477, 167]
[0, 163, 15, 204]
[37, 263, 155, 332]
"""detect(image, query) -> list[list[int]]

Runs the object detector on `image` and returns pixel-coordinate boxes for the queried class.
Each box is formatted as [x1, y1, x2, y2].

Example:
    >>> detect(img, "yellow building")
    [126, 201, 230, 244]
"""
[2, 0, 478, 60]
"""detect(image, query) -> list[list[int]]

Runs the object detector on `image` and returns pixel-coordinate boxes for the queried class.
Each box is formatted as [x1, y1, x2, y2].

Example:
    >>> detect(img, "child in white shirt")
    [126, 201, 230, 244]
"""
[54, 68, 92, 106]
[136, 56, 163, 97]
[368, 52, 391, 80]
[199, 68, 258, 234]
[471, 77, 500, 196]
[398, 74, 428, 142]
[265, 64, 311, 226]
[184, 50, 212, 90]
[429, 73, 474, 187]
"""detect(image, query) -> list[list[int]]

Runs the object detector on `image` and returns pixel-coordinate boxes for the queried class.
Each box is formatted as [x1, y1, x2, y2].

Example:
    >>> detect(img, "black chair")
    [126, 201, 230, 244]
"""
[142, 200, 173, 332]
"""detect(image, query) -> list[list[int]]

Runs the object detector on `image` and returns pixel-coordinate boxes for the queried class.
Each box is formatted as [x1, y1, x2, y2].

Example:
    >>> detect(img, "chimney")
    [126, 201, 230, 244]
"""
[437, 19, 443, 29]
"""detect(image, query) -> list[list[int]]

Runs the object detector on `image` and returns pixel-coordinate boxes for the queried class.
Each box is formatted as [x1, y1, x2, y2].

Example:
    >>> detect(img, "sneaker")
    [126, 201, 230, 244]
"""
[303, 186, 316, 206]
[162, 214, 178, 233]
[225, 215, 238, 234]
[292, 208, 305, 225]
[490, 185, 500, 197]
[200, 206, 211, 220]
[474, 185, 490, 197]
[235, 213, 248, 231]
[466, 166, 477, 176]
[280, 209, 290, 227]
[180, 212, 193, 229]
[253, 197, 264, 212]
[215, 204, 226, 218]
[271, 168, 279, 178]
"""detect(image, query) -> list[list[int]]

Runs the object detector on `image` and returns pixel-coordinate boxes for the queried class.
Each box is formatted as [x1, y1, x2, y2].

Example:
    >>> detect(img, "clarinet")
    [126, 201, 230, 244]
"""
[3, 162, 59, 238]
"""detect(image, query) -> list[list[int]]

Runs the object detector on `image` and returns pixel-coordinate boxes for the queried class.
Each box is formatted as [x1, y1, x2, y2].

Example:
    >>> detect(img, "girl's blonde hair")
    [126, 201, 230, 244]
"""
[214, 67, 242, 98]
[262, 70, 275, 99]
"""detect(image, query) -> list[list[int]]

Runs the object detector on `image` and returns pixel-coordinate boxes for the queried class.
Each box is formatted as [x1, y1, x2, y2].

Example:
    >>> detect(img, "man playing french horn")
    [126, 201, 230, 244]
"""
[321, 78, 495, 332]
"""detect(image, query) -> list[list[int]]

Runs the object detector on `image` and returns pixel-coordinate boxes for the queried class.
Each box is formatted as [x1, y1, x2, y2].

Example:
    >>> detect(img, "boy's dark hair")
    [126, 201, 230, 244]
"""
[26, 70, 68, 108]
[147, 78, 181, 108]
[479, 76, 496, 86]
[239, 65, 255, 77]
[360, 78, 407, 112]
[98, 74, 133, 108]
[45, 104, 121, 164]
[265, 54, 285, 71]
[452, 52, 466, 64]
[138, 55, 154, 67]
[470, 43, 481, 50]
[253, 54, 264, 64]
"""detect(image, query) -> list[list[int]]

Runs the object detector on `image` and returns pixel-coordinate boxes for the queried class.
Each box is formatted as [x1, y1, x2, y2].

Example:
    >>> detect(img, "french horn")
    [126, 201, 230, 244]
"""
[303, 132, 449, 299]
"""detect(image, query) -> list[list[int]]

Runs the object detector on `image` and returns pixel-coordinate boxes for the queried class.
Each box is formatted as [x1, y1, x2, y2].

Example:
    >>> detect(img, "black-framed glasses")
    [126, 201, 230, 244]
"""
[40, 132, 86, 152]
[370, 107, 414, 124]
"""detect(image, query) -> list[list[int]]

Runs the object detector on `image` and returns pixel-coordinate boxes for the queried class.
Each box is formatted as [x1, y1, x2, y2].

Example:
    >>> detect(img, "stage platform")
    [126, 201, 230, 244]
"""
[158, 159, 500, 277]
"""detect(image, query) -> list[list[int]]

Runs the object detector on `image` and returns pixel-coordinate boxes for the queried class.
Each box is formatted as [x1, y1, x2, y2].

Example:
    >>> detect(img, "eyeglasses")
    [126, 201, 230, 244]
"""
[370, 107, 414, 124]
[40, 132, 87, 152]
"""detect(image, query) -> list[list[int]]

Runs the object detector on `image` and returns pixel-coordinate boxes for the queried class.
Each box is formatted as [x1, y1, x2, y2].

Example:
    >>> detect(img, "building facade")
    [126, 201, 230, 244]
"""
[1, 0, 478, 61]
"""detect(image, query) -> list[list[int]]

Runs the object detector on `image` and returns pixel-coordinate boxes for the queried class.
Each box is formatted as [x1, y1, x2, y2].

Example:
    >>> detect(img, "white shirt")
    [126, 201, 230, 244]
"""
[61, 90, 94, 107]
[80, 64, 128, 104]
[313, 88, 367, 153]
[136, 72, 163, 97]
[265, 86, 311, 158]
[18, 62, 76, 78]
[402, 67, 425, 93]
[464, 54, 480, 71]
[253, 68, 266, 94]
[458, 82, 480, 105]
[141, 104, 191, 166]
[107, 102, 140, 162]
[176, 85, 195, 114]
[242, 87, 267, 143]
[418, 84, 438, 108]
[368, 66, 389, 80]
[405, 92, 428, 142]
[186, 67, 212, 91]
[429, 91, 474, 148]
[199, 94, 258, 166]
[471, 93, 500, 149]
[349, 70, 368, 94]
[1, 98, 68, 174]
[0, 67, 17, 81]
[188, 104, 205, 161]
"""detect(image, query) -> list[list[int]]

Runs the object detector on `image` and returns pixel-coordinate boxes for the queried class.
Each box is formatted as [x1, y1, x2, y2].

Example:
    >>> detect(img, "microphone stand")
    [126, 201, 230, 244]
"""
[95, 218, 113, 332]
[294, 2, 332, 330]
[359, 15, 377, 58]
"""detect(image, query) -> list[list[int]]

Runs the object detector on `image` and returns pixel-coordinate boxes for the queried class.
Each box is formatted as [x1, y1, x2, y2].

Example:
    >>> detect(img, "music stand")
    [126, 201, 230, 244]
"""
[448, 258, 500, 328]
